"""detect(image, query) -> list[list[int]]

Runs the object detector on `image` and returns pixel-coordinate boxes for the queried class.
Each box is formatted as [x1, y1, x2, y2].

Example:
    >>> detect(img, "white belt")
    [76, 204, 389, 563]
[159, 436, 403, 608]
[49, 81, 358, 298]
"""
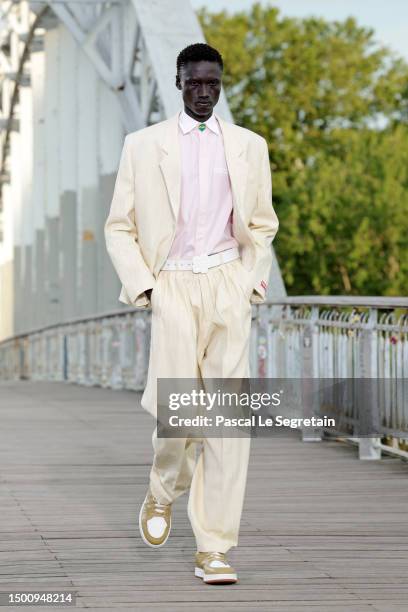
[162, 247, 240, 273]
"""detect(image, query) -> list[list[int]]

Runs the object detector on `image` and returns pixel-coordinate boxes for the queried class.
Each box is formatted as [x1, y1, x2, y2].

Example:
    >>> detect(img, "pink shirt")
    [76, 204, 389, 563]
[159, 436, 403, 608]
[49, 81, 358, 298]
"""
[166, 109, 239, 259]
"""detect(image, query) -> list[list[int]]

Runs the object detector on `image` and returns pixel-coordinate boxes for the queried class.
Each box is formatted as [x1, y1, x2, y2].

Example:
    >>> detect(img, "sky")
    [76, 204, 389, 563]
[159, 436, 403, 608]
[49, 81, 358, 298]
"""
[191, 0, 408, 61]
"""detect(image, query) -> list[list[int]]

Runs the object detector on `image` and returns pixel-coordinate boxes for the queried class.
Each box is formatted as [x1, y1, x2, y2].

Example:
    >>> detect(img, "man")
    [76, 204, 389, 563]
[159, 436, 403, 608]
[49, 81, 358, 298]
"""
[104, 42, 279, 584]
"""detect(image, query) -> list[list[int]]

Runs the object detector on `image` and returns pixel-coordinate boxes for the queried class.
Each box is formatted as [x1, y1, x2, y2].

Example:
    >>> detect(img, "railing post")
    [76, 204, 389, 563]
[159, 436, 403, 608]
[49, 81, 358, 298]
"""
[302, 305, 322, 441]
[63, 333, 68, 380]
[358, 307, 381, 460]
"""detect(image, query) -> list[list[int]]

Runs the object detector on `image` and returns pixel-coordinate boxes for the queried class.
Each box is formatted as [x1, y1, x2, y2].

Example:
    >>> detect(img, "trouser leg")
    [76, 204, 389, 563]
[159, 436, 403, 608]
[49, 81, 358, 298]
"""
[143, 270, 200, 504]
[143, 259, 253, 553]
[149, 426, 197, 505]
[187, 258, 253, 553]
[187, 436, 251, 553]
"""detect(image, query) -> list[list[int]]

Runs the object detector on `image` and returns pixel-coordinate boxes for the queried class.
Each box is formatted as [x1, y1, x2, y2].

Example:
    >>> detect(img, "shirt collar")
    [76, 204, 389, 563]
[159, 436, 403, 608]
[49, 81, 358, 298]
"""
[178, 108, 220, 135]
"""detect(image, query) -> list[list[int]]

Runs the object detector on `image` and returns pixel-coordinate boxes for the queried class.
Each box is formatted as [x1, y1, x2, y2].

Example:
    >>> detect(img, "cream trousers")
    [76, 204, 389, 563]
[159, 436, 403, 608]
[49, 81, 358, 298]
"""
[141, 257, 253, 553]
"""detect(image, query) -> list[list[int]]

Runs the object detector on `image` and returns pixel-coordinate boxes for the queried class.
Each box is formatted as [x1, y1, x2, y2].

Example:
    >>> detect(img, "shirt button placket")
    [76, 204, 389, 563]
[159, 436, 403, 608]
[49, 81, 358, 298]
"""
[196, 125, 209, 255]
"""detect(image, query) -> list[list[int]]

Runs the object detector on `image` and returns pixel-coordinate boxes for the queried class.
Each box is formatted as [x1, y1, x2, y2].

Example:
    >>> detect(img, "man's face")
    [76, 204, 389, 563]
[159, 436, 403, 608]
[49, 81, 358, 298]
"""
[176, 60, 222, 121]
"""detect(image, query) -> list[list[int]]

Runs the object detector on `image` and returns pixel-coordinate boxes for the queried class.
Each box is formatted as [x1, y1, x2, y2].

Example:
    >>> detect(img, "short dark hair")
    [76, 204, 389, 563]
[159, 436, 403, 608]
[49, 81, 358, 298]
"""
[176, 43, 223, 77]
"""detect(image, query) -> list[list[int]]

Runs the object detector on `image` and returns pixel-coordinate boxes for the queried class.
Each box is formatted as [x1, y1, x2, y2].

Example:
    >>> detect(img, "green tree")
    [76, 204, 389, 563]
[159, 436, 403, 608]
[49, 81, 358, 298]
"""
[198, 2, 408, 295]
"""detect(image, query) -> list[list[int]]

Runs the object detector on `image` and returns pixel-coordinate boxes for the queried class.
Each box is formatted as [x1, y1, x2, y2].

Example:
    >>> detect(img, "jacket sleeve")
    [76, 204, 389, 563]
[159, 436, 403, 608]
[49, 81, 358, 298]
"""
[104, 134, 156, 307]
[248, 137, 279, 304]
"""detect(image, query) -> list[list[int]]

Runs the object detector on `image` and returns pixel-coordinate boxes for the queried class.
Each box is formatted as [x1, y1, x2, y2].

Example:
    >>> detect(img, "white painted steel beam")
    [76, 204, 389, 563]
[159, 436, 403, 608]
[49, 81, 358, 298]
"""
[0, 0, 285, 343]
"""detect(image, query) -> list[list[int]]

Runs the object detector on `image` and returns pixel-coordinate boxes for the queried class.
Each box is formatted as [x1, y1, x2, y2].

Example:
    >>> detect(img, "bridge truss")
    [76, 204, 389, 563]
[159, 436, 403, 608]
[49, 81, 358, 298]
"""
[0, 0, 285, 340]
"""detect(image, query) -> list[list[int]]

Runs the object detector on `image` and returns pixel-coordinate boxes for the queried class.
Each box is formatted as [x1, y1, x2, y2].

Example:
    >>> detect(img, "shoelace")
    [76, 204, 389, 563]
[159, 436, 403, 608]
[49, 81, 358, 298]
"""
[147, 494, 170, 515]
[203, 551, 228, 564]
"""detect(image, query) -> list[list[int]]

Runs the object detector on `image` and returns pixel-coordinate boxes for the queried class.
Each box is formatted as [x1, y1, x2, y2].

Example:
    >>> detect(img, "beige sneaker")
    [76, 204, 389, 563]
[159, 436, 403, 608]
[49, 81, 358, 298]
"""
[138, 488, 172, 548]
[195, 551, 238, 584]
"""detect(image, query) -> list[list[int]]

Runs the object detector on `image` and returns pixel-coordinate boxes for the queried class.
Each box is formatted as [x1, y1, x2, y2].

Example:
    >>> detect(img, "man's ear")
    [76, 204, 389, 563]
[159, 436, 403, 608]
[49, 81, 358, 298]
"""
[175, 74, 181, 90]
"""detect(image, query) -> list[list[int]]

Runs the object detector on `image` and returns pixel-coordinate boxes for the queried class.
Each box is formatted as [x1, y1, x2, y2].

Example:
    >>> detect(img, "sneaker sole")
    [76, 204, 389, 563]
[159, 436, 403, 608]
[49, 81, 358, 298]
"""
[138, 496, 171, 549]
[195, 567, 237, 584]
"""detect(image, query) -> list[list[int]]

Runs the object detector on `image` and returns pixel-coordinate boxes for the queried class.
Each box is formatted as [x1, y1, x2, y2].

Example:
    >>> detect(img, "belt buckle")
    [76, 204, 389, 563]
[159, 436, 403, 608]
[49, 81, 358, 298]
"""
[192, 254, 209, 273]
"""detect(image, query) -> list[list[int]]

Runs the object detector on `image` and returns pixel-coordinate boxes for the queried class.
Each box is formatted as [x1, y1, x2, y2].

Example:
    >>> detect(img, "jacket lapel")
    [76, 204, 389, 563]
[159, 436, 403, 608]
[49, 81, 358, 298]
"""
[214, 111, 248, 218]
[158, 110, 248, 223]
[158, 112, 182, 221]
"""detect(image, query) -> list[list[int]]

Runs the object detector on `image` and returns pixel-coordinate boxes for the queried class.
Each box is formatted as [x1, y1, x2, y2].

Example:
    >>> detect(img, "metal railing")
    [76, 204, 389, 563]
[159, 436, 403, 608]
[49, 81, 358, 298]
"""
[1, 296, 407, 460]
[252, 297, 408, 460]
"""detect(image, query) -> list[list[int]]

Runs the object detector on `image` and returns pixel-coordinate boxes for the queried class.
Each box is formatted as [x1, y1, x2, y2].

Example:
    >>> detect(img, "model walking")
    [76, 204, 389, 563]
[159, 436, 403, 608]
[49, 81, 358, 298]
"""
[104, 43, 279, 584]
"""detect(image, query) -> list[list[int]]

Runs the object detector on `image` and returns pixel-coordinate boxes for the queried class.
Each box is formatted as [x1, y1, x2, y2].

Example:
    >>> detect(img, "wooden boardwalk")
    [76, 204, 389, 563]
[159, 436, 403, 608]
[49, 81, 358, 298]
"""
[1, 380, 408, 611]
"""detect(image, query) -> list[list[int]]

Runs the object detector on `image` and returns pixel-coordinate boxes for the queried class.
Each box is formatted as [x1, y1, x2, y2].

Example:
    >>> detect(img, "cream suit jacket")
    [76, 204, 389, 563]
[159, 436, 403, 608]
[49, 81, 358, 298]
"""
[104, 110, 279, 308]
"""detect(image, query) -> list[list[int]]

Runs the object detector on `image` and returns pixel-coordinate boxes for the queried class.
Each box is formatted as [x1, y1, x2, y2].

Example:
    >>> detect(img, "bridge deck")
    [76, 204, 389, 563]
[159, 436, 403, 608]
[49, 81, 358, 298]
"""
[1, 381, 408, 611]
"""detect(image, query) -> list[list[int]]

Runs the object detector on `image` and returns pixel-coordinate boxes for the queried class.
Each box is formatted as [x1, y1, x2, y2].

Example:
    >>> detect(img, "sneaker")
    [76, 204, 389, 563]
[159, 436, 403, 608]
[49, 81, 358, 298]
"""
[194, 551, 238, 584]
[138, 487, 172, 548]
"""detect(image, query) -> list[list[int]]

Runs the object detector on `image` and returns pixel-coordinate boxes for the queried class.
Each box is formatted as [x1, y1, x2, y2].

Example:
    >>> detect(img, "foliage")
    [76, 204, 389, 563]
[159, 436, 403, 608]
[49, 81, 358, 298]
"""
[198, 2, 408, 295]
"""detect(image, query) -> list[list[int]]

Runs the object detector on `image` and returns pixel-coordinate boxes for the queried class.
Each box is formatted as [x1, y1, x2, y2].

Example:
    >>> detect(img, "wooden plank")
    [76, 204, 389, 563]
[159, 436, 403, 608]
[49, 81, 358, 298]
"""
[0, 380, 407, 610]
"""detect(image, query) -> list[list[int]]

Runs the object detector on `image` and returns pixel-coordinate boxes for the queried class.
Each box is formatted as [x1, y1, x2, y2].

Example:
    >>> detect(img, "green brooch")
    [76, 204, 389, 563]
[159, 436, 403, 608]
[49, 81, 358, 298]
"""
[198, 123, 206, 131]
